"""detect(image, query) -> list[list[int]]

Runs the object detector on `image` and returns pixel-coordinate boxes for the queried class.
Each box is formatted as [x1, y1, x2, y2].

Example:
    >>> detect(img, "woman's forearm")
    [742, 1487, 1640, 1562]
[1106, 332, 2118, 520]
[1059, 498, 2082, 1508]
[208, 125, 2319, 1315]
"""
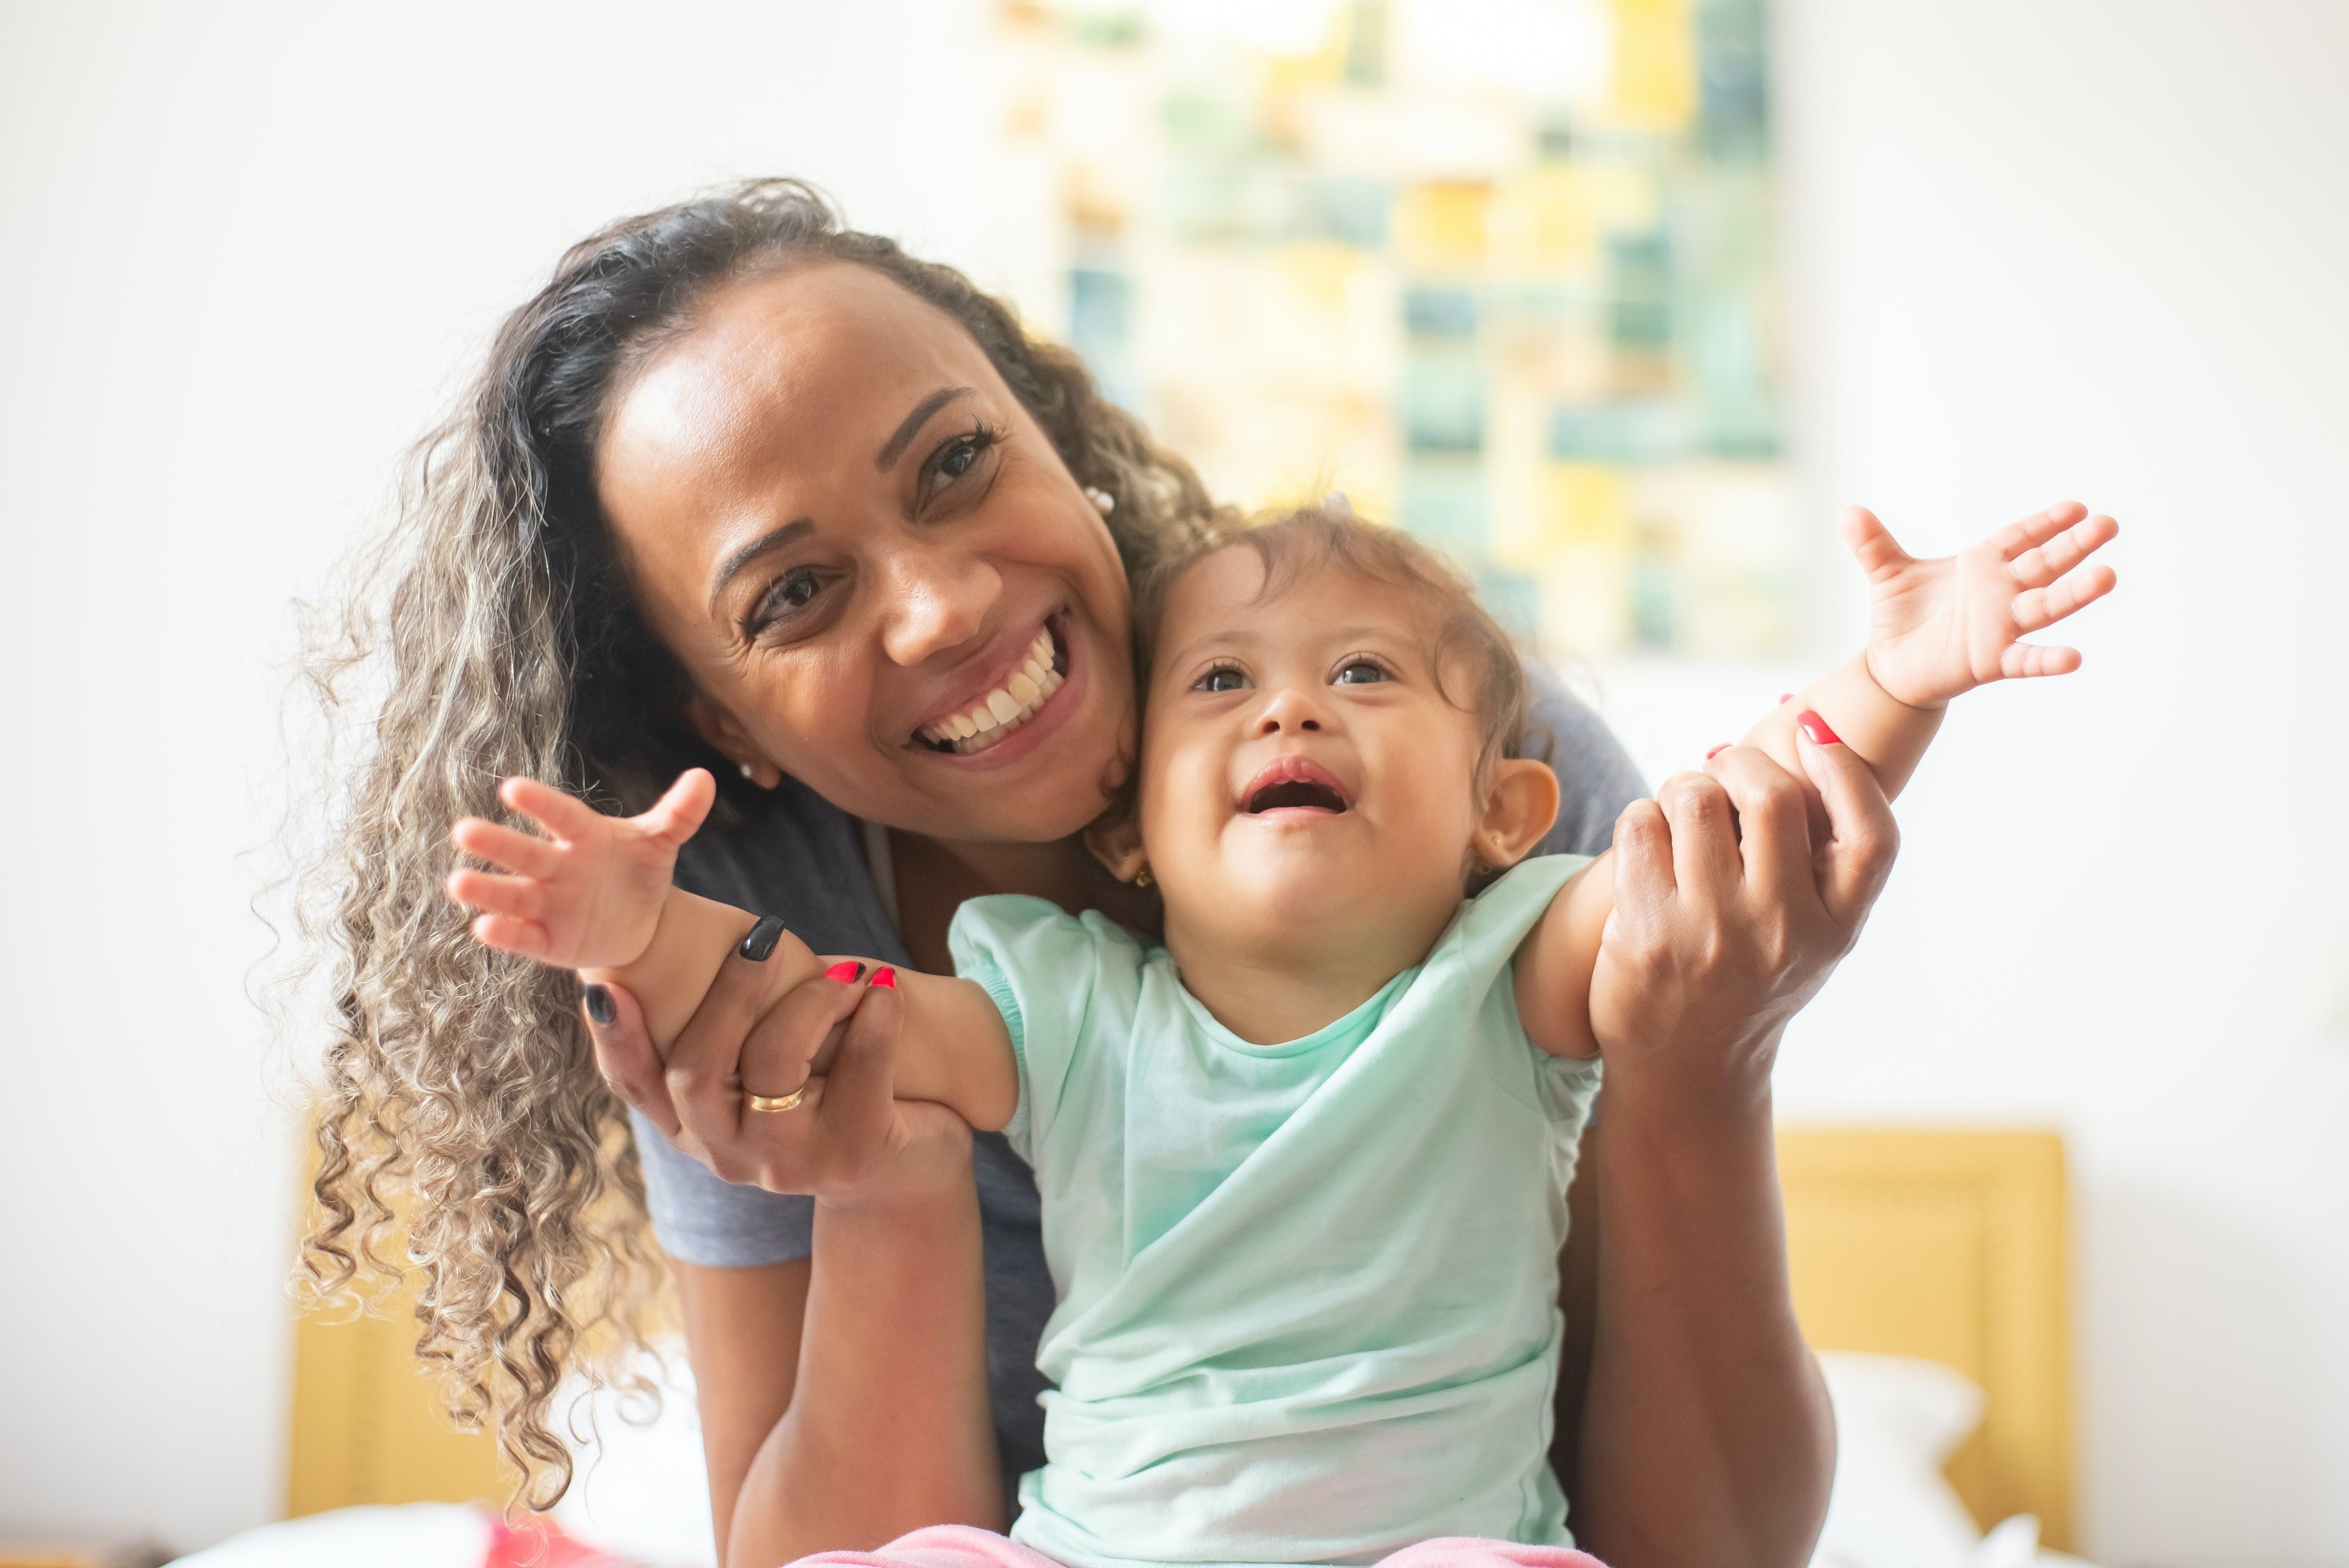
[693, 1178, 1004, 1567]
[1570, 1060, 1834, 1568]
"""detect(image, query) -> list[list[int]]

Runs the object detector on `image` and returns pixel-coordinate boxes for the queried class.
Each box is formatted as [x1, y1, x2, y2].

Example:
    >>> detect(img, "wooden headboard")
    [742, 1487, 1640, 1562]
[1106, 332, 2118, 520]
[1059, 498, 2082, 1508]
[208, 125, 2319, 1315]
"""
[289, 1126, 2071, 1549]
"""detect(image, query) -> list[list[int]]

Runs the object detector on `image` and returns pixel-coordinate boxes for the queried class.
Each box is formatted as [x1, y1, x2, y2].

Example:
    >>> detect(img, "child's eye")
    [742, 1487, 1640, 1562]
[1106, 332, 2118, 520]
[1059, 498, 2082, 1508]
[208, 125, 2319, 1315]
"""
[1334, 660, 1389, 685]
[1196, 666, 1249, 693]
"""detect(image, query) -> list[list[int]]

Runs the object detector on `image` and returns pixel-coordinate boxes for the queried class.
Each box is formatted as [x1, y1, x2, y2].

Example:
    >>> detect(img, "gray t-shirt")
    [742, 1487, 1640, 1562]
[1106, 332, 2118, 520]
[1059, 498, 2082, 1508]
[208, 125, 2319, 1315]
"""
[632, 669, 1647, 1510]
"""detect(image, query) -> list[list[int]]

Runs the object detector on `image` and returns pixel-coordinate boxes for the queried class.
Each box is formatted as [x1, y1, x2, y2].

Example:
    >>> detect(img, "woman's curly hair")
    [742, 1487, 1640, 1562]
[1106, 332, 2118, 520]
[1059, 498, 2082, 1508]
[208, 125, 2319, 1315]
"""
[293, 178, 1219, 1505]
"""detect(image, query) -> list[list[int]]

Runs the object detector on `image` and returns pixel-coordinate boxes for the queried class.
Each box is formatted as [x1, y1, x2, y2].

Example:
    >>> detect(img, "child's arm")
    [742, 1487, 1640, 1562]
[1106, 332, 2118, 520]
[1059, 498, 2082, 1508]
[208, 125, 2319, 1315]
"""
[447, 771, 1018, 1130]
[1515, 501, 2118, 1060]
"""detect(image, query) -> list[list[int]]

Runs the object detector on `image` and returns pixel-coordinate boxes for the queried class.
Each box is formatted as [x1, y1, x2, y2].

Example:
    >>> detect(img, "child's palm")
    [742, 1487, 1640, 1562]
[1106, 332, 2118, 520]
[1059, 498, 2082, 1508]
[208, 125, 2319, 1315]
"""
[447, 770, 716, 969]
[1851, 502, 2118, 708]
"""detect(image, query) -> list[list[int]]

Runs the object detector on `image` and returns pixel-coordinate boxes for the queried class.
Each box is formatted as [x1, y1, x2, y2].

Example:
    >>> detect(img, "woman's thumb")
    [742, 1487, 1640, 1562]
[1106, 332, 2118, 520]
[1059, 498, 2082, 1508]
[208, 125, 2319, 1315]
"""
[820, 974, 902, 1136]
[1796, 721, 1899, 925]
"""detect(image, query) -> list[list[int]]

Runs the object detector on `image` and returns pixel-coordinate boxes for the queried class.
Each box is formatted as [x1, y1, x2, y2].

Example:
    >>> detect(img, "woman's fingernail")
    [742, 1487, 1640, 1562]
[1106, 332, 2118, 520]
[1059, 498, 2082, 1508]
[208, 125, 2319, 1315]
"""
[583, 984, 615, 1025]
[738, 915, 787, 962]
[824, 960, 864, 983]
[870, 967, 898, 990]
[1705, 743, 1730, 760]
[1779, 692, 1795, 704]
[1795, 710, 1842, 746]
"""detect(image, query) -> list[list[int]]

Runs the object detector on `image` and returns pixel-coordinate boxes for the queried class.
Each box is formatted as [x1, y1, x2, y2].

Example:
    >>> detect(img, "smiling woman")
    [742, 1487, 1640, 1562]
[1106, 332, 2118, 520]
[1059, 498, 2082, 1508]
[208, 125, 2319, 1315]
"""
[296, 181, 1221, 1515]
[297, 178, 1876, 1568]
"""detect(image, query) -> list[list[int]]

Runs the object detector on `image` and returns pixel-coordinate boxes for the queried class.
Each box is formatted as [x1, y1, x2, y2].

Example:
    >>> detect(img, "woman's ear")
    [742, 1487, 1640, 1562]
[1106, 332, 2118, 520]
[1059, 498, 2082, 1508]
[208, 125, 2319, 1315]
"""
[1474, 757, 1561, 870]
[1083, 813, 1149, 883]
[685, 693, 779, 789]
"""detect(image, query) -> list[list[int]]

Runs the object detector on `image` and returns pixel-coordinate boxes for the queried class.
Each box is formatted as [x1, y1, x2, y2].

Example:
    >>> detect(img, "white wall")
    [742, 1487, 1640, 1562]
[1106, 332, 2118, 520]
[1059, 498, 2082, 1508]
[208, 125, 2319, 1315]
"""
[1594, 4, 2349, 1566]
[3, 3, 2343, 1565]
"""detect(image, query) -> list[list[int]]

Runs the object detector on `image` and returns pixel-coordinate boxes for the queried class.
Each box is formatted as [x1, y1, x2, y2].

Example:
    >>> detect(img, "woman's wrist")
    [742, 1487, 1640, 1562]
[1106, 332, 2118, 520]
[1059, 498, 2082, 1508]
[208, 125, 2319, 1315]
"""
[808, 1110, 976, 1221]
[1596, 1025, 1781, 1141]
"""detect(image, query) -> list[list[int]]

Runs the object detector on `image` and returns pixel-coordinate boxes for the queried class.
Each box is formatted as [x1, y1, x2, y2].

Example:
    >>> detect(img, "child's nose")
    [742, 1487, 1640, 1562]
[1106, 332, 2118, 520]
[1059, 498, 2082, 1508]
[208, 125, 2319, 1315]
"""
[1255, 687, 1324, 735]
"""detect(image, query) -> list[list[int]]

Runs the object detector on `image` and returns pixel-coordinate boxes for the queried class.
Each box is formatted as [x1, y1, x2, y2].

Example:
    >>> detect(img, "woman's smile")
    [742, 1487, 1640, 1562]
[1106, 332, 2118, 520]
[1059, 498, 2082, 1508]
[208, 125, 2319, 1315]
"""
[910, 611, 1081, 762]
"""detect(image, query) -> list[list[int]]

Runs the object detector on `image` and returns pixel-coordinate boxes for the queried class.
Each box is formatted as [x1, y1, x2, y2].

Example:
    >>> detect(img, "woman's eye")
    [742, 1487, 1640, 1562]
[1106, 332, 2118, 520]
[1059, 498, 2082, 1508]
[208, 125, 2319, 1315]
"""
[1335, 660, 1389, 685]
[748, 566, 827, 636]
[1197, 667, 1249, 693]
[927, 423, 1002, 495]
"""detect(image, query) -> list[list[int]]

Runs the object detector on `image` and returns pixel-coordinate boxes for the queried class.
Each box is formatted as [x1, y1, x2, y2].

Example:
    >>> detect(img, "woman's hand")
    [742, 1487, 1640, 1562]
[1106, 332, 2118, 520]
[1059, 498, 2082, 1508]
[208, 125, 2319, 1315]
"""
[1851, 500, 2118, 710]
[1566, 733, 1896, 1568]
[586, 939, 972, 1207]
[1587, 725, 1898, 1098]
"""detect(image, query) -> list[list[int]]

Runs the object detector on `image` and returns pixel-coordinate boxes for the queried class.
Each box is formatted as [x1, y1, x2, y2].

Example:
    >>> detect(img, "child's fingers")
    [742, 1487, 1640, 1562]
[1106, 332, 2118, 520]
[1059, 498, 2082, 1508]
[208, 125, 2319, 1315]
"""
[1837, 506, 1912, 582]
[451, 817, 564, 880]
[2011, 564, 2118, 633]
[470, 910, 552, 960]
[446, 866, 547, 924]
[2007, 512, 2117, 588]
[637, 768, 717, 851]
[1988, 501, 2090, 563]
[1998, 641, 2084, 679]
[497, 775, 604, 841]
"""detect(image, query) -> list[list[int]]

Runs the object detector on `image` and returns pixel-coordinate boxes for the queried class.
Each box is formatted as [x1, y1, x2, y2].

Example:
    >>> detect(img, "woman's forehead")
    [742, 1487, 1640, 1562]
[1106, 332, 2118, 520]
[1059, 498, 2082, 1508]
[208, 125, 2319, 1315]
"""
[598, 261, 1001, 522]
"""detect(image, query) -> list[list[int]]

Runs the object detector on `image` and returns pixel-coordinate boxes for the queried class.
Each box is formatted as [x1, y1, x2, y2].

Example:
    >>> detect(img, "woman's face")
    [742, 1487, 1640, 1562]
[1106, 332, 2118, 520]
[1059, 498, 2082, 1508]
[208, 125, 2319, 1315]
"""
[595, 261, 1135, 846]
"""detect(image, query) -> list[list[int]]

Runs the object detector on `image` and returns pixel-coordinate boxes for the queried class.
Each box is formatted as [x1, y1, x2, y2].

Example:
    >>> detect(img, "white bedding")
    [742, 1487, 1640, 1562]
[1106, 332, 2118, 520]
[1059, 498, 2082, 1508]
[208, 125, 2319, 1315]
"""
[171, 1347, 2094, 1568]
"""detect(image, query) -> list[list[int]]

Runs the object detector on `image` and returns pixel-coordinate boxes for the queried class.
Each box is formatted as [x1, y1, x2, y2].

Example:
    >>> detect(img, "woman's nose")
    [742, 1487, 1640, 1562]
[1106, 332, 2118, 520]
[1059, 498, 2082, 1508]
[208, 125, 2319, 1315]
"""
[877, 545, 1000, 667]
[1255, 686, 1325, 735]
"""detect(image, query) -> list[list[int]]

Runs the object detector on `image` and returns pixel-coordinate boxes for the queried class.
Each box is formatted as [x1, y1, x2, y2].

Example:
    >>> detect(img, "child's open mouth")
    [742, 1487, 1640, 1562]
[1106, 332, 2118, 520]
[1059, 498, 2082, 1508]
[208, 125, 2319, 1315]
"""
[1241, 757, 1350, 815]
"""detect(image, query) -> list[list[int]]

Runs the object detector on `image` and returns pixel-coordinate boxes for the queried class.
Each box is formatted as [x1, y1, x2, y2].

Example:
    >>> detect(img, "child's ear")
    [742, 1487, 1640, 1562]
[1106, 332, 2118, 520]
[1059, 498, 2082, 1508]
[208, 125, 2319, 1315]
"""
[1474, 757, 1561, 871]
[1084, 813, 1150, 884]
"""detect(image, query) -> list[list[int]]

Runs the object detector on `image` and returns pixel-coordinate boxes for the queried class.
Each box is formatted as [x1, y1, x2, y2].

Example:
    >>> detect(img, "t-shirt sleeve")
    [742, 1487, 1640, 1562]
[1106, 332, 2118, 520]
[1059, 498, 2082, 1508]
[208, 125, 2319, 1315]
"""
[1522, 662, 1649, 858]
[632, 1107, 814, 1266]
[949, 895, 1135, 1168]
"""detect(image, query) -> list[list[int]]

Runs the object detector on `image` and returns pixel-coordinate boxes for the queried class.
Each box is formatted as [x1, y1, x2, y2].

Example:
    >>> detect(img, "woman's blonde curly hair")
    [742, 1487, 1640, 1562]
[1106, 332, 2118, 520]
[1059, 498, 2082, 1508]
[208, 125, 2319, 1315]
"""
[295, 178, 1218, 1506]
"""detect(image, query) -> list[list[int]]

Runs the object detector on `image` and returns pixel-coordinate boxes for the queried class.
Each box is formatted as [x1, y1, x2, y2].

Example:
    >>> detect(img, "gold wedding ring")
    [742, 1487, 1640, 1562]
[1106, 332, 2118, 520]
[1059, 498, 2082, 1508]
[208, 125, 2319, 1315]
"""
[744, 1086, 809, 1113]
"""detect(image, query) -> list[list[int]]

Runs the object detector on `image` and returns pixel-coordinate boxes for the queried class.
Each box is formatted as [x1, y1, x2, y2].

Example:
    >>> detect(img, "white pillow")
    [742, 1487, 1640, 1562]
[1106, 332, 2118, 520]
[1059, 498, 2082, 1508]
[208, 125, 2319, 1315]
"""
[167, 1504, 491, 1568]
[1807, 1351, 2050, 1568]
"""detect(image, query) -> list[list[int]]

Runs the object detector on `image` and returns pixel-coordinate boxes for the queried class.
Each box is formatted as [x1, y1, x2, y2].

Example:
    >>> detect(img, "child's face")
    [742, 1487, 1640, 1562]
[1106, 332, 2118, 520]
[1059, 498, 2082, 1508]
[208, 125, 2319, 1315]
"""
[1133, 545, 1501, 949]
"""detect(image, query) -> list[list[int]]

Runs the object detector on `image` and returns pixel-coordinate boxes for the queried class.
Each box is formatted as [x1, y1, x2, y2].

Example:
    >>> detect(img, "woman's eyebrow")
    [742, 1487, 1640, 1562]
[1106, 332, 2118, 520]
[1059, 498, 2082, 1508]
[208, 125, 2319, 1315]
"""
[708, 518, 814, 613]
[876, 385, 974, 469]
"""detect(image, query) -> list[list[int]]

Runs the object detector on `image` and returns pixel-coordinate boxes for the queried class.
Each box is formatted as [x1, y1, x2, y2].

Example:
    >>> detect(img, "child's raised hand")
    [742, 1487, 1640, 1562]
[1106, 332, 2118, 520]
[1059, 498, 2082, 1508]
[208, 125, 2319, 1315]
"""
[446, 769, 716, 970]
[1846, 501, 2119, 709]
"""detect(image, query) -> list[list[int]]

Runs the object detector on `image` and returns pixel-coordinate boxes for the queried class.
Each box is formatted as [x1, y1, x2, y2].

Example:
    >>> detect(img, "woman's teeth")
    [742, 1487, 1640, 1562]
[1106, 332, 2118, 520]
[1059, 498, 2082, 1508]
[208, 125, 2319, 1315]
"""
[920, 628, 1064, 755]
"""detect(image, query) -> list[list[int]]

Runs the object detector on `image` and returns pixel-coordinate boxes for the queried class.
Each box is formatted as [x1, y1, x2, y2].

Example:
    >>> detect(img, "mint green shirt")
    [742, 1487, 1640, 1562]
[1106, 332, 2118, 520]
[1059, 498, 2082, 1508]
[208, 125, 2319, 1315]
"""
[949, 855, 1602, 1568]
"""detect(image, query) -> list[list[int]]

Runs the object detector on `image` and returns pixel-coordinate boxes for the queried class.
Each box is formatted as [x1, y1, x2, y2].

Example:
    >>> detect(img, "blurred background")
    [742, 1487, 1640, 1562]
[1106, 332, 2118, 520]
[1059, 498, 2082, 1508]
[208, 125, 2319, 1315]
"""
[2, 1, 2344, 1565]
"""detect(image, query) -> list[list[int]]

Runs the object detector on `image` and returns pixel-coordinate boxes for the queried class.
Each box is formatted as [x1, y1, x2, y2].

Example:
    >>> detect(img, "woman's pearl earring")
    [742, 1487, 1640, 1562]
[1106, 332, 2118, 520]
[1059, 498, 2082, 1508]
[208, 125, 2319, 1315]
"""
[739, 761, 758, 782]
[1133, 863, 1154, 889]
[1085, 486, 1116, 515]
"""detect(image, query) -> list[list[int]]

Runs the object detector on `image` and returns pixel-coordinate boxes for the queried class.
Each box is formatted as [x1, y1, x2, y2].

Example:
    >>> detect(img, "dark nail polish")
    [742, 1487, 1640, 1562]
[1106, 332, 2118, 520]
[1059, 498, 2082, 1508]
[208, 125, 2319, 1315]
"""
[583, 984, 615, 1026]
[738, 914, 787, 963]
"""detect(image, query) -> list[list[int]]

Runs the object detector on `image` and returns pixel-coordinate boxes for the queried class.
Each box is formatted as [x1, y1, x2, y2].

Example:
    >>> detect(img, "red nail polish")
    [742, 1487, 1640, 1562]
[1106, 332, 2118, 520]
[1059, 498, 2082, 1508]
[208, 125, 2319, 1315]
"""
[1778, 692, 1794, 704]
[824, 960, 861, 983]
[1705, 743, 1730, 760]
[870, 967, 898, 990]
[1795, 710, 1842, 746]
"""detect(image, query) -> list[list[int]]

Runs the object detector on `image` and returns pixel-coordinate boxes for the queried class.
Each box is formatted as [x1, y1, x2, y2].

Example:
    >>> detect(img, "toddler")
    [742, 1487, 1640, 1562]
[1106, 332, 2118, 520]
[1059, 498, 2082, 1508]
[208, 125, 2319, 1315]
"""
[449, 501, 2117, 1568]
